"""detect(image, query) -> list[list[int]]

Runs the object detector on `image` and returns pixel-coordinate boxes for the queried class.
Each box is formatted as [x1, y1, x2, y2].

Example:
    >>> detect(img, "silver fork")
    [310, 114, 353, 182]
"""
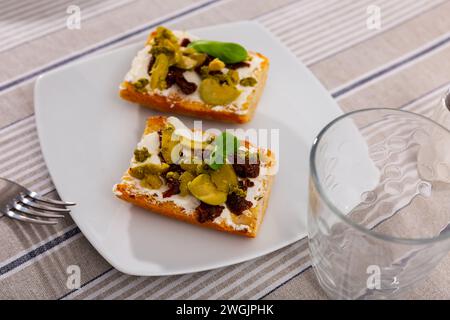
[0, 177, 75, 225]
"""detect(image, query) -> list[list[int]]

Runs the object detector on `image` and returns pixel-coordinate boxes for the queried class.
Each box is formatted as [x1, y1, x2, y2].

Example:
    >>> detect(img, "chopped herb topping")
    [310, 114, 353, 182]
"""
[254, 195, 263, 201]
[134, 147, 150, 162]
[239, 77, 257, 87]
[132, 78, 149, 92]
[229, 184, 247, 197]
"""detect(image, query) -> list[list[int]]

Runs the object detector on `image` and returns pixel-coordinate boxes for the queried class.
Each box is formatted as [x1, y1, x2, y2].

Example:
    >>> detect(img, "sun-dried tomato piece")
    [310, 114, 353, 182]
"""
[166, 67, 197, 94]
[232, 154, 260, 179]
[226, 192, 253, 215]
[196, 202, 225, 223]
[162, 176, 180, 198]
[180, 38, 191, 47]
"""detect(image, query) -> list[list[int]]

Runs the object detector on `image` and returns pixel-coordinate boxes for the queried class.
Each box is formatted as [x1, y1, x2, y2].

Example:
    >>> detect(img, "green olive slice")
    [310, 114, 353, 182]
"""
[188, 174, 227, 205]
[199, 78, 240, 106]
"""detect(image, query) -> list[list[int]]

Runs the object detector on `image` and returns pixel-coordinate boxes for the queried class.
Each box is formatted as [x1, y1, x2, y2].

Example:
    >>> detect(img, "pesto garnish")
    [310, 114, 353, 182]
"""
[228, 69, 239, 85]
[239, 77, 257, 87]
[199, 66, 239, 86]
[134, 147, 150, 162]
[230, 184, 247, 197]
[150, 46, 175, 57]
[132, 78, 149, 92]
[129, 163, 170, 180]
[199, 66, 210, 79]
[148, 26, 182, 90]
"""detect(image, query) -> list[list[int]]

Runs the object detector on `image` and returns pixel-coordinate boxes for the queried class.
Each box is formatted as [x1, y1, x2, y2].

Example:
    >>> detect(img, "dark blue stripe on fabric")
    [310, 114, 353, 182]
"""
[58, 267, 114, 300]
[0, 227, 80, 276]
[258, 265, 312, 300]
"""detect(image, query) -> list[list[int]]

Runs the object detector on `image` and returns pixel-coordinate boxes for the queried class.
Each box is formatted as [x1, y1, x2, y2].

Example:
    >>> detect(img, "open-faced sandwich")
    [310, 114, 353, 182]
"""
[119, 26, 269, 124]
[113, 116, 276, 237]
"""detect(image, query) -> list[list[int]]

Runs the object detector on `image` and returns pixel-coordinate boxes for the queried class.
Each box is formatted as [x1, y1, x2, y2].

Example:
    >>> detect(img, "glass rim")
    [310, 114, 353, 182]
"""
[310, 107, 450, 246]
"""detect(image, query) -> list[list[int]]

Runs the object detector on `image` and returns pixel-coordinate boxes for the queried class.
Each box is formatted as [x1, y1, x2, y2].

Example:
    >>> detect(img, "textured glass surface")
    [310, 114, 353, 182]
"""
[308, 108, 450, 299]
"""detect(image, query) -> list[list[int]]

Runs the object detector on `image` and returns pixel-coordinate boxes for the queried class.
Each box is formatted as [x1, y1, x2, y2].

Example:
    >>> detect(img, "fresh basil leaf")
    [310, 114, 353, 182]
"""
[188, 40, 248, 64]
[208, 132, 239, 170]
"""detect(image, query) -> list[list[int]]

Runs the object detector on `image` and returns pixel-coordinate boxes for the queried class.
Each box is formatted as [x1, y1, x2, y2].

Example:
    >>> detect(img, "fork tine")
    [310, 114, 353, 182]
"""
[13, 204, 64, 219]
[27, 191, 76, 206]
[5, 210, 58, 225]
[20, 197, 71, 213]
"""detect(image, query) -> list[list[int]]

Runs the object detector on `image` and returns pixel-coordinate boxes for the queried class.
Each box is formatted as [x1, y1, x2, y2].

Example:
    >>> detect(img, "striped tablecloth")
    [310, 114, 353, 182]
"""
[1, 0, 450, 299]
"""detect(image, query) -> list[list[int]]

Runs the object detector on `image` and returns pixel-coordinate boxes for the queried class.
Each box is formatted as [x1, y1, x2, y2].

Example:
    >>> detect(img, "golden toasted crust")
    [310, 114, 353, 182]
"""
[119, 53, 269, 124]
[114, 116, 274, 237]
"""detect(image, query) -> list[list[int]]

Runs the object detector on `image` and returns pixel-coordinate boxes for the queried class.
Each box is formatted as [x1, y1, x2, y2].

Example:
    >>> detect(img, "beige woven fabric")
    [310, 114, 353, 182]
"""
[0, 0, 449, 299]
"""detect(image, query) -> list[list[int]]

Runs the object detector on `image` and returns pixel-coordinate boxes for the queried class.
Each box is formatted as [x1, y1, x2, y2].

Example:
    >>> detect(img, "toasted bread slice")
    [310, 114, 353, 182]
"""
[113, 116, 276, 237]
[119, 28, 269, 124]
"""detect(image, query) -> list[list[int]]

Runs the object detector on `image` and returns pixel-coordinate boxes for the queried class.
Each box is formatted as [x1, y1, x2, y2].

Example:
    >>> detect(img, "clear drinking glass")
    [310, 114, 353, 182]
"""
[308, 108, 450, 299]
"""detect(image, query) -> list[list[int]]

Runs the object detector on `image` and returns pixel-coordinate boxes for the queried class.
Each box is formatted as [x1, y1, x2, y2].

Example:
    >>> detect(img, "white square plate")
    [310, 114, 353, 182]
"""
[35, 21, 342, 276]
